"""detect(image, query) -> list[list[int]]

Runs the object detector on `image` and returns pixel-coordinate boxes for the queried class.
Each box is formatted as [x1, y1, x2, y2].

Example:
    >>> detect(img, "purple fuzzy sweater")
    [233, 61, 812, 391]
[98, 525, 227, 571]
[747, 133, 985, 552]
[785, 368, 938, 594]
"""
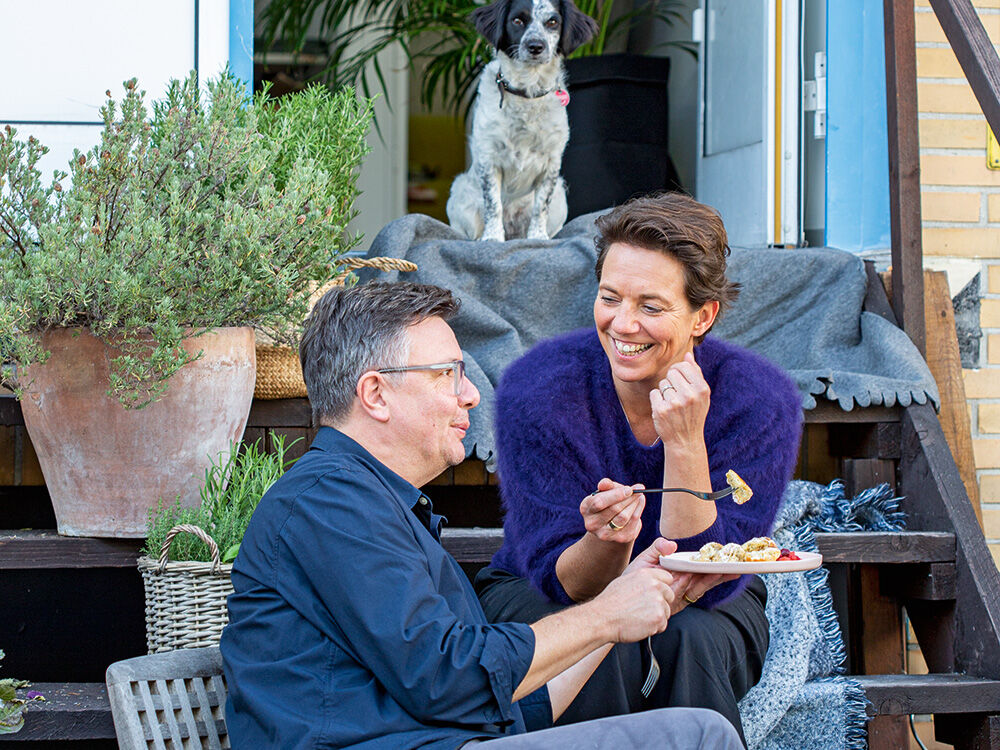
[491, 328, 803, 608]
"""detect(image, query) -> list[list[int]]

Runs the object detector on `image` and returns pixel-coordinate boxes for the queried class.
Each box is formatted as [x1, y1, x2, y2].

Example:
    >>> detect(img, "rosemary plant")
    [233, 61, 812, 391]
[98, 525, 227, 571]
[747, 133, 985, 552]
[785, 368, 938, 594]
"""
[0, 73, 372, 407]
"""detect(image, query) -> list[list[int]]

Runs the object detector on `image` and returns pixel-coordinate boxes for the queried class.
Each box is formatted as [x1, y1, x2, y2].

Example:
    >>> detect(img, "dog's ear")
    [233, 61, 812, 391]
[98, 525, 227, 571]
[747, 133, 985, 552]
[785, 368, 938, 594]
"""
[559, 0, 599, 55]
[470, 0, 509, 50]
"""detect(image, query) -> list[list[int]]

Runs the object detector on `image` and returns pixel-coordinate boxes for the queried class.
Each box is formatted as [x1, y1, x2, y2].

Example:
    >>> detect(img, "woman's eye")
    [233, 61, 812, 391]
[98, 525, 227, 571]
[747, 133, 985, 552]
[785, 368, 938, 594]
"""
[600, 296, 620, 305]
[641, 305, 662, 314]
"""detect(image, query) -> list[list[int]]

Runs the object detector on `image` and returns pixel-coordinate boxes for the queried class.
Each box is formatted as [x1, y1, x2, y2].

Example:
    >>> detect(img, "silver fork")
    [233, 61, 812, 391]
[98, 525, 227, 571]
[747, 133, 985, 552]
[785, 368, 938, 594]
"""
[637, 486, 735, 501]
[641, 636, 660, 698]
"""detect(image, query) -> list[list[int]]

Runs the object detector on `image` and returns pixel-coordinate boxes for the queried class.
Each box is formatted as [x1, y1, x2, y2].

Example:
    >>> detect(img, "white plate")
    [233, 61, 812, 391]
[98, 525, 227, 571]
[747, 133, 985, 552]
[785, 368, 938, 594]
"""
[658, 550, 823, 574]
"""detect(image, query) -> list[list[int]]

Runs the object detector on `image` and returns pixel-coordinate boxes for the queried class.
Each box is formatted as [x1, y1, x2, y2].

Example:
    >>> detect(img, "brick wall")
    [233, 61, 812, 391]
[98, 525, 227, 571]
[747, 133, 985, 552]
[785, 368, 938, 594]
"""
[915, 3, 1000, 746]
[915, 0, 1000, 559]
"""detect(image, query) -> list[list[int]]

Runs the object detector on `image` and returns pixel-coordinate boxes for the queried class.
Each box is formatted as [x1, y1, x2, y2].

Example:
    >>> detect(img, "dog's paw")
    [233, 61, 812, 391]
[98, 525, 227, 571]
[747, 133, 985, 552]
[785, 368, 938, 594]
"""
[526, 227, 551, 240]
[480, 227, 506, 242]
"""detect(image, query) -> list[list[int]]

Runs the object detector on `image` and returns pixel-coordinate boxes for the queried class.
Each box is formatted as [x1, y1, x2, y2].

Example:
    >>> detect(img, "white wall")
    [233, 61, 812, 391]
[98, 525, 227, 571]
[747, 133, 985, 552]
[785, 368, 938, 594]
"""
[0, 0, 231, 183]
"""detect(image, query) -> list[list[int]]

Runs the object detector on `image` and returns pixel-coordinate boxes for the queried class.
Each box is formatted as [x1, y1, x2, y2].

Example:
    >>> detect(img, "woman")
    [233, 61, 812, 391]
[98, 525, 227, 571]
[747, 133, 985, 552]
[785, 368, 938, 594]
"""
[475, 193, 803, 743]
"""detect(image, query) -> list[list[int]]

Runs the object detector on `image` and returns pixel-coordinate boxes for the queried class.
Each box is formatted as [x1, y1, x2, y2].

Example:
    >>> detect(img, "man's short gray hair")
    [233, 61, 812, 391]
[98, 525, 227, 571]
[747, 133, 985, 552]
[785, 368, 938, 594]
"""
[299, 281, 460, 425]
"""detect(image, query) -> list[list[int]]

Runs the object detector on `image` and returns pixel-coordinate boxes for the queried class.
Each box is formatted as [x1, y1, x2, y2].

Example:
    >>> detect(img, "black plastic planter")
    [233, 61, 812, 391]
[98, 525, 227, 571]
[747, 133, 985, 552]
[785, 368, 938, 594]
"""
[562, 54, 681, 219]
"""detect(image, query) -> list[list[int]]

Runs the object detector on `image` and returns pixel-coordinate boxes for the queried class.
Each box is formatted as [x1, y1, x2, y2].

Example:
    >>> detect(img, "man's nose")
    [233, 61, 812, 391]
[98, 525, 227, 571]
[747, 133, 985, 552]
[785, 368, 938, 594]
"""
[460, 373, 481, 408]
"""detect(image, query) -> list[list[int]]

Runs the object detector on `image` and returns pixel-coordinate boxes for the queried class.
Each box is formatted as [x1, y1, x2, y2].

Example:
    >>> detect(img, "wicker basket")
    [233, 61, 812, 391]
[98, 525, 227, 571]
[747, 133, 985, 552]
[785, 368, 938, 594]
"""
[254, 256, 418, 400]
[138, 524, 233, 653]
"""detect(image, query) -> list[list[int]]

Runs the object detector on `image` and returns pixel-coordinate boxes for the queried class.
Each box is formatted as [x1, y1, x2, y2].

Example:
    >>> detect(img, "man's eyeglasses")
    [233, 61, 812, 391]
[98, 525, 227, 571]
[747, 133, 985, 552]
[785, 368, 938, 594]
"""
[376, 360, 467, 397]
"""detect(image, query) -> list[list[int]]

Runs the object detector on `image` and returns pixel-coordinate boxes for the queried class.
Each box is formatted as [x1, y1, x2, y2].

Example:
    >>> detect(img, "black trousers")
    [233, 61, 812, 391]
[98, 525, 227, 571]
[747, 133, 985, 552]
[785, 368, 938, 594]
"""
[474, 568, 769, 747]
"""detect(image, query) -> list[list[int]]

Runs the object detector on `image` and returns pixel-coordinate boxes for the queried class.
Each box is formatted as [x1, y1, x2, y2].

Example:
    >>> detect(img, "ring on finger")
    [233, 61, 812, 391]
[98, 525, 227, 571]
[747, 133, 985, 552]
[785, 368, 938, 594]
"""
[682, 592, 700, 604]
[660, 384, 677, 396]
[607, 518, 624, 531]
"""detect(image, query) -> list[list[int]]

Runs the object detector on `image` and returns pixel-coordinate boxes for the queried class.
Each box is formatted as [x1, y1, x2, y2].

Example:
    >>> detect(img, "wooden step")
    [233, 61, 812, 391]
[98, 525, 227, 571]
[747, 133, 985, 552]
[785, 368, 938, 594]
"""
[9, 673, 999, 743]
[1, 683, 114, 742]
[857, 673, 1000, 716]
[0, 528, 959, 569]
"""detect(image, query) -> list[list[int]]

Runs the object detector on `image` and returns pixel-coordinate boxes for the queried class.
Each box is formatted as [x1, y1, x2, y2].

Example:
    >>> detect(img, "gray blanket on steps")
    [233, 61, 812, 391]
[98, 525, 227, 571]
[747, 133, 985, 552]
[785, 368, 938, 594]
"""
[359, 213, 938, 468]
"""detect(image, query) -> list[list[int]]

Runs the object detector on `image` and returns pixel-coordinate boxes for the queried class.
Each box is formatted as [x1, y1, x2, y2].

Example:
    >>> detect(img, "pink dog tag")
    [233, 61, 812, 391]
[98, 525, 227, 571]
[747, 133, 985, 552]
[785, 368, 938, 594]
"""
[555, 89, 570, 107]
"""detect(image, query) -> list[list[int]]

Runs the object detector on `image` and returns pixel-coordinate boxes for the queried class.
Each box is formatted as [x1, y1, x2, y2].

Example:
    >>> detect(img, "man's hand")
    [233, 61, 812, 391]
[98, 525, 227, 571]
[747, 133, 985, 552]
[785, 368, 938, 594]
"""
[627, 538, 738, 614]
[588, 566, 676, 643]
[580, 478, 646, 543]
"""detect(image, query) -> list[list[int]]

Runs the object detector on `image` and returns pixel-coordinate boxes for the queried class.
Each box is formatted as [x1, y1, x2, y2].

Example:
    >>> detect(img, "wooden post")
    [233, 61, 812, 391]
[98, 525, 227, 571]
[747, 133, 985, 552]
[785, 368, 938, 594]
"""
[883, 0, 926, 355]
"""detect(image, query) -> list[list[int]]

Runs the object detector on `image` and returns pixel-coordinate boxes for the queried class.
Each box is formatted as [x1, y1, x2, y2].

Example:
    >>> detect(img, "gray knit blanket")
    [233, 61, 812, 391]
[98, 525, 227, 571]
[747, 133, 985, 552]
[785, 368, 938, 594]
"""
[359, 213, 938, 466]
[738, 479, 906, 750]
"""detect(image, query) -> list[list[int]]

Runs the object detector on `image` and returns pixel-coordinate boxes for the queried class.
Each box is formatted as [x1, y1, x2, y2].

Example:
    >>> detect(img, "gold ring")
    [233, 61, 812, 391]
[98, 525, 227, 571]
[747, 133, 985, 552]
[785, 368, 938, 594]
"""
[607, 519, 623, 531]
[682, 593, 699, 604]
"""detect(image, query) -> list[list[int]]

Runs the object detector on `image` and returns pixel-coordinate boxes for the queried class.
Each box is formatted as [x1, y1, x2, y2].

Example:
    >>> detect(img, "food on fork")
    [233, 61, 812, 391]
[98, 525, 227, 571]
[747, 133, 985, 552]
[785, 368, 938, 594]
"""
[725, 470, 753, 504]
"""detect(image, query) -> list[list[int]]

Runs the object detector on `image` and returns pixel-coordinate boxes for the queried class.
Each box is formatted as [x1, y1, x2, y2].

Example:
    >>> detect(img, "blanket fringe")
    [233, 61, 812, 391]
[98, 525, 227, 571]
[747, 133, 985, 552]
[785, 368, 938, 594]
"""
[841, 677, 872, 750]
[793, 525, 848, 677]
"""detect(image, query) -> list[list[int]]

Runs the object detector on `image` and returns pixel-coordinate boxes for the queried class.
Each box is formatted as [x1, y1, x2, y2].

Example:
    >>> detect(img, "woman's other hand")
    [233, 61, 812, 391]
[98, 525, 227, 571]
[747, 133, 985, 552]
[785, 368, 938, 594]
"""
[581, 477, 646, 543]
[650, 351, 711, 451]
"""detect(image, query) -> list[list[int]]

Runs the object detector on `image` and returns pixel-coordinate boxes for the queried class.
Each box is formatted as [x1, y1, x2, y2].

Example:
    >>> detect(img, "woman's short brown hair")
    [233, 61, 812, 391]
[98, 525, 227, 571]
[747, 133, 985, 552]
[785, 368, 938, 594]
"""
[594, 192, 741, 322]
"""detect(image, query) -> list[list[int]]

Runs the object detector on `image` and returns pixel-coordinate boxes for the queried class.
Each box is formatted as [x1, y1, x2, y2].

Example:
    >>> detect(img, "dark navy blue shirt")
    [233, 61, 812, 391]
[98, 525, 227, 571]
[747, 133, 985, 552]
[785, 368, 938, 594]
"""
[222, 427, 549, 749]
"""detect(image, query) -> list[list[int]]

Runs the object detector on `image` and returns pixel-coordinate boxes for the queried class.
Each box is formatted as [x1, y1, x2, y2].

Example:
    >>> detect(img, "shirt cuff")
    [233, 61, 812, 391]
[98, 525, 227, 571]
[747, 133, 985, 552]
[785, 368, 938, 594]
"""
[479, 622, 536, 726]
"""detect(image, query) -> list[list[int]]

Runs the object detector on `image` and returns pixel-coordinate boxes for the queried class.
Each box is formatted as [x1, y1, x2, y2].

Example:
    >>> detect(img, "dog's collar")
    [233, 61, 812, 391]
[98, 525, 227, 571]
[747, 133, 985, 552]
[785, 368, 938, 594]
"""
[495, 69, 569, 109]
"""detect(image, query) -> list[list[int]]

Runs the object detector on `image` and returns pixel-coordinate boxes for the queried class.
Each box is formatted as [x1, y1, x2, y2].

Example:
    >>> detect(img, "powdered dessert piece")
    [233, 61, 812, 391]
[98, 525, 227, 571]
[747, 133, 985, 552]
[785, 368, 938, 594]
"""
[725, 470, 753, 504]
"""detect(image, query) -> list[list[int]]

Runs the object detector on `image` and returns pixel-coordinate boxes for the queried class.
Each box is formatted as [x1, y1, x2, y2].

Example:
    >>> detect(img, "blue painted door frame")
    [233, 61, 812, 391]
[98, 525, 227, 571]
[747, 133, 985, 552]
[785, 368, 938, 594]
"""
[825, 0, 890, 252]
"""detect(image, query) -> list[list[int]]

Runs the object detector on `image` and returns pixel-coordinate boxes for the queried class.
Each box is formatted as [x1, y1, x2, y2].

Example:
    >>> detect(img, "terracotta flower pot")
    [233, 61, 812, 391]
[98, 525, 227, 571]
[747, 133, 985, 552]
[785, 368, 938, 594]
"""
[19, 327, 256, 537]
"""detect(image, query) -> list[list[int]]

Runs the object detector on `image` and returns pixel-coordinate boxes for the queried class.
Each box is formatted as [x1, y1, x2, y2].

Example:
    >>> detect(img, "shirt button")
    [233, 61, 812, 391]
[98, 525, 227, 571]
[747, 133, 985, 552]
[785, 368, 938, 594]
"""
[419, 497, 429, 506]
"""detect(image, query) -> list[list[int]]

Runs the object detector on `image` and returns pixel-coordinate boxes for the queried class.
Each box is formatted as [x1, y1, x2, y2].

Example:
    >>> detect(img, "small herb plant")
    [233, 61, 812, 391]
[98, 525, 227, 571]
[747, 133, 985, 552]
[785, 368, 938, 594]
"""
[0, 651, 43, 735]
[0, 72, 372, 407]
[144, 434, 300, 564]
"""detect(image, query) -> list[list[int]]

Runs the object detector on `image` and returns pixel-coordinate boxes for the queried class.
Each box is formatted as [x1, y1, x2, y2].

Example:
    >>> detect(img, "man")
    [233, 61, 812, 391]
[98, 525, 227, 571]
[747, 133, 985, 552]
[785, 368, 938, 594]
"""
[221, 281, 742, 749]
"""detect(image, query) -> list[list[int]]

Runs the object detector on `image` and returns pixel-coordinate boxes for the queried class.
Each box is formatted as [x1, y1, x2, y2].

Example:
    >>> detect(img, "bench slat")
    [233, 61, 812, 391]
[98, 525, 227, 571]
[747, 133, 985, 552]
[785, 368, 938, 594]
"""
[857, 673, 1000, 716]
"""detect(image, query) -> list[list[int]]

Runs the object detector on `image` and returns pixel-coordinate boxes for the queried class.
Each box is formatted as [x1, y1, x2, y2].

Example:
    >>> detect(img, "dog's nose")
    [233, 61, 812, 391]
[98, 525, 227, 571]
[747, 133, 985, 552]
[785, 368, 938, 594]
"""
[526, 40, 545, 56]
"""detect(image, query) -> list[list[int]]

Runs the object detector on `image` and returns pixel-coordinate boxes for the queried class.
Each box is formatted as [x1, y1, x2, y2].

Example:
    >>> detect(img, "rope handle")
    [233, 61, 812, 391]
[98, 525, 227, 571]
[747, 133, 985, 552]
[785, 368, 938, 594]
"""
[158, 524, 222, 574]
[314, 256, 419, 300]
[339, 256, 418, 273]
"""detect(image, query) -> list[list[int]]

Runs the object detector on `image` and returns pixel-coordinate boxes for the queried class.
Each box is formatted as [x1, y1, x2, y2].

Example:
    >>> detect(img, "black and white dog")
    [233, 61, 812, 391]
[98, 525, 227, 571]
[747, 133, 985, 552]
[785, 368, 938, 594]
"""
[446, 0, 598, 241]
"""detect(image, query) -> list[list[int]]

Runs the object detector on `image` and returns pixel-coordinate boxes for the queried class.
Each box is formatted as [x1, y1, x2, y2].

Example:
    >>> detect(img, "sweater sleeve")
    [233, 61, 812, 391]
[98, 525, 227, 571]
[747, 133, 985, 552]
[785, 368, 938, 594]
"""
[680, 343, 804, 606]
[491, 334, 608, 605]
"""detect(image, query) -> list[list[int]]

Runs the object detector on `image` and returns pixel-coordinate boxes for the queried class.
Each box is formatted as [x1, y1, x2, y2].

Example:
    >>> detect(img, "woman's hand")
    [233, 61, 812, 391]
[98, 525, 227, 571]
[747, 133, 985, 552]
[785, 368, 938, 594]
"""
[581, 477, 646, 544]
[650, 351, 711, 452]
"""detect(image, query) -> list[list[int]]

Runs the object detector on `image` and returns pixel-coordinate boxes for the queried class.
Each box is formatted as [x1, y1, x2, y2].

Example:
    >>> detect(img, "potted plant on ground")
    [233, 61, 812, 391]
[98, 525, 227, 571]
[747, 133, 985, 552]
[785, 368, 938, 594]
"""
[0, 73, 372, 537]
[258, 0, 690, 215]
[139, 435, 298, 652]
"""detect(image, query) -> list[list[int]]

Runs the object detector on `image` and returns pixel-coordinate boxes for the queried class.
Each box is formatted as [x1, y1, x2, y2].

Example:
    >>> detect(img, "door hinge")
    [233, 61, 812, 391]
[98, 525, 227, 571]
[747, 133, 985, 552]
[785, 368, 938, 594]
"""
[803, 51, 826, 139]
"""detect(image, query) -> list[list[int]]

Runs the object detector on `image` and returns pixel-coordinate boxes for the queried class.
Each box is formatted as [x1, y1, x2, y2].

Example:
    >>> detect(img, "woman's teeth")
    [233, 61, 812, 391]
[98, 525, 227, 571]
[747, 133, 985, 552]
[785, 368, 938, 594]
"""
[615, 341, 652, 355]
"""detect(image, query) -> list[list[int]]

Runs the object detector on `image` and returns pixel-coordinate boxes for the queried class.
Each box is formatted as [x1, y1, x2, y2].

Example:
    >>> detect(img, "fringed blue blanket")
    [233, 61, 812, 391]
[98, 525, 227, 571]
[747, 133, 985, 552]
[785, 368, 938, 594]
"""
[738, 480, 907, 749]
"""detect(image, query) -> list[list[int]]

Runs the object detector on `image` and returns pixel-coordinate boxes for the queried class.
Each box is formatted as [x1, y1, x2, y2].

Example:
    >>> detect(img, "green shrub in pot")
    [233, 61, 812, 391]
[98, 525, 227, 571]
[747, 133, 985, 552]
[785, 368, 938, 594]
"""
[0, 72, 373, 407]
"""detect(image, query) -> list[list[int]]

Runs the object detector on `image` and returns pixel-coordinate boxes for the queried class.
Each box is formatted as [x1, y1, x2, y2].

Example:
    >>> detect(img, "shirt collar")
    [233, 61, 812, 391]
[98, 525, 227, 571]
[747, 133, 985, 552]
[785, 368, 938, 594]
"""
[310, 426, 445, 538]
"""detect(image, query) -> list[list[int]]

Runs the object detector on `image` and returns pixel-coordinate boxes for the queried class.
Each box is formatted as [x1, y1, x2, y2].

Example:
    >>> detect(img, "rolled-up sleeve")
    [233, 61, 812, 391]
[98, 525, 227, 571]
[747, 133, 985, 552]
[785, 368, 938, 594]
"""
[279, 469, 535, 728]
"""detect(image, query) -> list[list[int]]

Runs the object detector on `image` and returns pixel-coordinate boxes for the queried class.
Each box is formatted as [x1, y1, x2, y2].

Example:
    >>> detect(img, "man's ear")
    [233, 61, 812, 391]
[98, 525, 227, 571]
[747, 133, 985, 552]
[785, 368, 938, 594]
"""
[693, 300, 720, 337]
[470, 0, 508, 49]
[356, 371, 391, 423]
[559, 0, 598, 56]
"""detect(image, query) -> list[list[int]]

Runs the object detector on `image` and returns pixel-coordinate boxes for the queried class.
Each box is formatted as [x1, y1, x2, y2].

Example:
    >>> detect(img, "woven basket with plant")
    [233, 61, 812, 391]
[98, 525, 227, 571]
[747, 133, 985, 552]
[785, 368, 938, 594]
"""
[139, 435, 298, 652]
[254, 255, 417, 400]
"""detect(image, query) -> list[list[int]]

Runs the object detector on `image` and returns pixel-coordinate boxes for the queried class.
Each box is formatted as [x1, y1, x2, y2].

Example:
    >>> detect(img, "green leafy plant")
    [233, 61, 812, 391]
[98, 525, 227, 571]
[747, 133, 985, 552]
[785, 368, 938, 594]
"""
[258, 0, 691, 116]
[0, 72, 372, 407]
[144, 434, 300, 564]
[0, 651, 43, 735]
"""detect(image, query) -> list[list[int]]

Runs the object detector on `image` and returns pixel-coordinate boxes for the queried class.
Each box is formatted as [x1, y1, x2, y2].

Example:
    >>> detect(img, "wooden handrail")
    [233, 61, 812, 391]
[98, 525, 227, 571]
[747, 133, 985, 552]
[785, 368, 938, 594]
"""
[900, 402, 1000, 678]
[929, 0, 1000, 137]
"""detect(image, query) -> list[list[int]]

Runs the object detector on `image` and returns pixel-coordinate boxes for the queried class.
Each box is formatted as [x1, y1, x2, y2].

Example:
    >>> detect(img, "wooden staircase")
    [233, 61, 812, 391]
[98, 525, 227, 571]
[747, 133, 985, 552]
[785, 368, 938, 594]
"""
[4, 388, 1000, 747]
